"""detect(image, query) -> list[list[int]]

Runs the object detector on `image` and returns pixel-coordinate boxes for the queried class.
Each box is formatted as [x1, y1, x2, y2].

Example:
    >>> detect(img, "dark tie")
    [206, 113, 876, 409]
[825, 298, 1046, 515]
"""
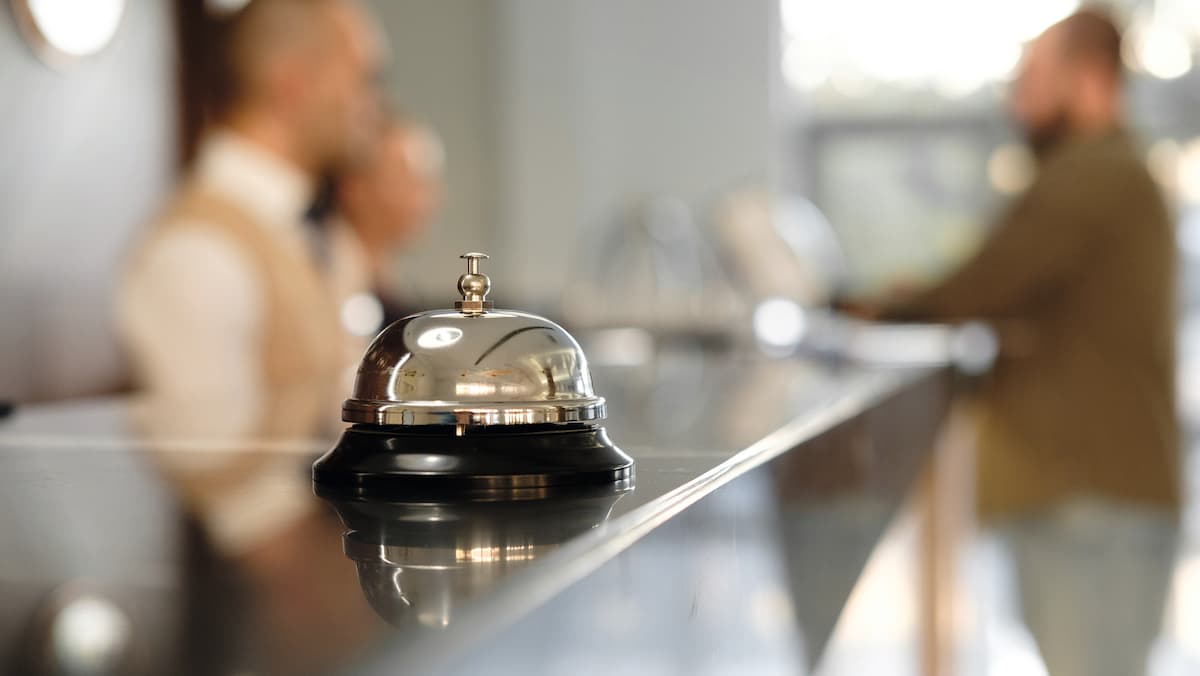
[302, 176, 337, 271]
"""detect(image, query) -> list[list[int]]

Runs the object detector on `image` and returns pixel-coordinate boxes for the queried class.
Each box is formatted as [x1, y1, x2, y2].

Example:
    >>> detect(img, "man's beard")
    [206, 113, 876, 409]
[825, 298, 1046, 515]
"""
[1024, 108, 1072, 159]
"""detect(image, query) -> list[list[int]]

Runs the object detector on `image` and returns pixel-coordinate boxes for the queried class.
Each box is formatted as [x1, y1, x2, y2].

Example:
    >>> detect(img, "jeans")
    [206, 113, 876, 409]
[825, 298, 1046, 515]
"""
[997, 497, 1179, 676]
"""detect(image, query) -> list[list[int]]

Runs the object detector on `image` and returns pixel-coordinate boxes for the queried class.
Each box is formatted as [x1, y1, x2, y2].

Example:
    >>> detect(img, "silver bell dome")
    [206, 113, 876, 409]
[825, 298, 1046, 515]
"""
[343, 253, 607, 427]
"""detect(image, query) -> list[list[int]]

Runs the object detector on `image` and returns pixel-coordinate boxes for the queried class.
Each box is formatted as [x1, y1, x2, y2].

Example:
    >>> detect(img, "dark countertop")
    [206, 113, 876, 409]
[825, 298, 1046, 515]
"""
[0, 347, 951, 675]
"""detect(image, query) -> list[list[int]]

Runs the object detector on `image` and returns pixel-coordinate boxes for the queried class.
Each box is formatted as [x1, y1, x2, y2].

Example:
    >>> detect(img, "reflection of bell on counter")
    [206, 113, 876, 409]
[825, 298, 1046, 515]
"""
[313, 253, 633, 494]
[317, 485, 628, 628]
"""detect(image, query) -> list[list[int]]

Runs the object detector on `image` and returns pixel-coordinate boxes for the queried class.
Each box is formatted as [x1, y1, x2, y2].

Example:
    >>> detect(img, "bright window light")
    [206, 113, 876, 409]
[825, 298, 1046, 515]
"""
[27, 0, 125, 57]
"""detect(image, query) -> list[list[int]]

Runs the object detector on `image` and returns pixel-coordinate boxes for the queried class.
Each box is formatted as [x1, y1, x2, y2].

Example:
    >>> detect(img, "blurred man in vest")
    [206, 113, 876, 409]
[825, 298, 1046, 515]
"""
[119, 0, 383, 403]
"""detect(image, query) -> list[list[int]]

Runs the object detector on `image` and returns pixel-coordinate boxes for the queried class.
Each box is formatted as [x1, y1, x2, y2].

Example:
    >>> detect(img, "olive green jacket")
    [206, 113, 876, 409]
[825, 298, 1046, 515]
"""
[885, 128, 1180, 520]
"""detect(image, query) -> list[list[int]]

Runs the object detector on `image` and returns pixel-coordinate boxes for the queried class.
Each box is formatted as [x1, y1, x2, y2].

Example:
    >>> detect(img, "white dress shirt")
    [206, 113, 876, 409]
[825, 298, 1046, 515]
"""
[119, 131, 373, 556]
[118, 131, 371, 402]
[118, 132, 374, 554]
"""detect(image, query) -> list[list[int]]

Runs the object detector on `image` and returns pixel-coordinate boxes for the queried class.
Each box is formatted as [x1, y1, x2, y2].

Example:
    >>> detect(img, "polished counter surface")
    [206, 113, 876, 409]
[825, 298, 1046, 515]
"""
[0, 347, 950, 675]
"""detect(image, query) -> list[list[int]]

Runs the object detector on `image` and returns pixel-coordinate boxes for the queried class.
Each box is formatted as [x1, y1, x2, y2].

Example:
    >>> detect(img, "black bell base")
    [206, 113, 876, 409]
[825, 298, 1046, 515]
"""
[312, 423, 634, 497]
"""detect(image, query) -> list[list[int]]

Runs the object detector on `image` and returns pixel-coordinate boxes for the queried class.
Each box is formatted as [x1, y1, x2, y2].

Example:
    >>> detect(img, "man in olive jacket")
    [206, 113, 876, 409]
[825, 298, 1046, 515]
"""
[852, 11, 1178, 676]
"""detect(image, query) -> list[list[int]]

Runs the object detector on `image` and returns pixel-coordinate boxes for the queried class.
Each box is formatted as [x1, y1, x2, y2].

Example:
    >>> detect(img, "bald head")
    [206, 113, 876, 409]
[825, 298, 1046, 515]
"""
[1053, 8, 1123, 82]
[226, 1, 307, 100]
[216, 0, 385, 174]
[223, 2, 356, 103]
[1010, 8, 1125, 153]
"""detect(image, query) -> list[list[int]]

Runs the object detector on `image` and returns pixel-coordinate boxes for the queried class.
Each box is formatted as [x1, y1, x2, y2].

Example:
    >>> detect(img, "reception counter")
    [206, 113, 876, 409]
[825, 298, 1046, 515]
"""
[0, 348, 951, 675]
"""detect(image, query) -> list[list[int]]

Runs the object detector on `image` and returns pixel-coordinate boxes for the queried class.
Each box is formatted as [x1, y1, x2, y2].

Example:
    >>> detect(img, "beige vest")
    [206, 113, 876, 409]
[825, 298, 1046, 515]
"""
[154, 182, 346, 392]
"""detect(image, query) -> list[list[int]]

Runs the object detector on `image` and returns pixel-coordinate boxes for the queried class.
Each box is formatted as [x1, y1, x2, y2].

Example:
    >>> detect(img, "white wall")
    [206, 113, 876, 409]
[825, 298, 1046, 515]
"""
[0, 0, 176, 401]
[494, 0, 774, 307]
[371, 0, 774, 309]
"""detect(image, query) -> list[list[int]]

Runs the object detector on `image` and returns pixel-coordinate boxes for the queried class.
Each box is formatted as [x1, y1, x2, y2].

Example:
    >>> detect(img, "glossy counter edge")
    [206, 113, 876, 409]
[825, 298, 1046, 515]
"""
[354, 365, 948, 674]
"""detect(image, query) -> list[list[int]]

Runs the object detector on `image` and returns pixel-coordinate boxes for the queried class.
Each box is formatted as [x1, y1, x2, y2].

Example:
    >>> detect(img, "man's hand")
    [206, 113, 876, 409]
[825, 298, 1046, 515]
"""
[830, 295, 883, 321]
[830, 277, 926, 322]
